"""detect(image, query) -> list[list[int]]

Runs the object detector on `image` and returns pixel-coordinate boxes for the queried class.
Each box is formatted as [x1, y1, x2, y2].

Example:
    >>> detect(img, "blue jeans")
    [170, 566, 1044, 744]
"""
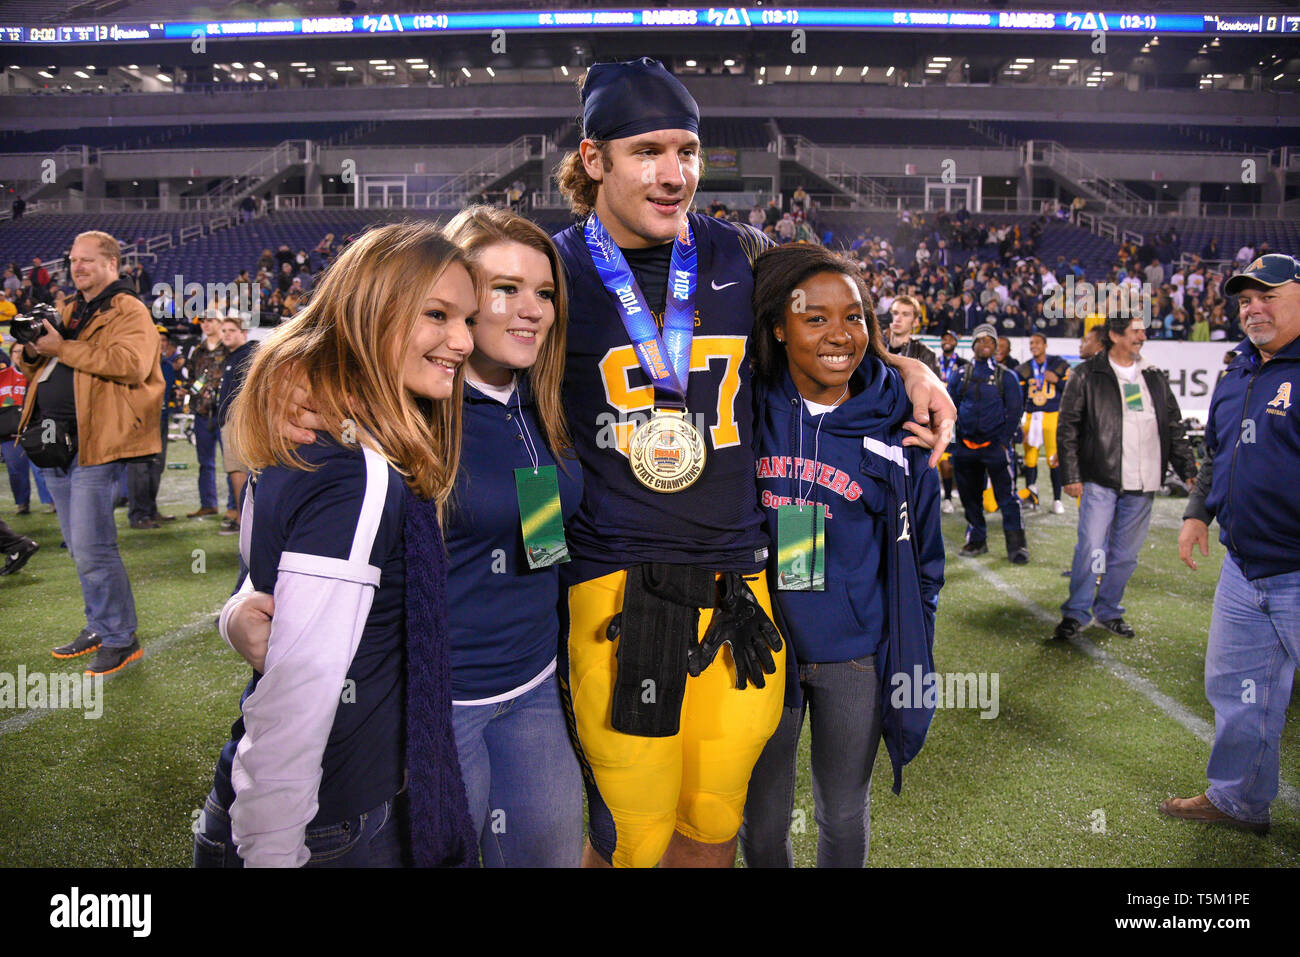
[40, 455, 138, 647]
[740, 655, 883, 868]
[450, 671, 583, 867]
[193, 413, 221, 510]
[1204, 557, 1300, 825]
[1062, 483, 1153, 624]
[193, 788, 407, 867]
[2, 438, 52, 507]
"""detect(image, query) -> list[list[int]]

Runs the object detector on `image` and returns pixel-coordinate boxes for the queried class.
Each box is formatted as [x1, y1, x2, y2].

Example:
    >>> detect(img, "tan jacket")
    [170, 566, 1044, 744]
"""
[17, 286, 163, 466]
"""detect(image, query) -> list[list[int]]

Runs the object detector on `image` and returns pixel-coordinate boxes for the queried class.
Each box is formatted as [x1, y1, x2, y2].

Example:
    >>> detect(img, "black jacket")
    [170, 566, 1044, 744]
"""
[1057, 351, 1197, 491]
[889, 337, 940, 377]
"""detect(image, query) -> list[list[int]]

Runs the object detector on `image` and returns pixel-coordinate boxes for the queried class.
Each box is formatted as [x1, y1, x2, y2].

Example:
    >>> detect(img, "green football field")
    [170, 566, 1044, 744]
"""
[0, 440, 1295, 867]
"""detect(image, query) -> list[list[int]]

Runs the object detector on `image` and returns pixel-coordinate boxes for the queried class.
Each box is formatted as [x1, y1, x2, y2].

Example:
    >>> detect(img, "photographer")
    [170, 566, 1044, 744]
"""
[15, 231, 163, 675]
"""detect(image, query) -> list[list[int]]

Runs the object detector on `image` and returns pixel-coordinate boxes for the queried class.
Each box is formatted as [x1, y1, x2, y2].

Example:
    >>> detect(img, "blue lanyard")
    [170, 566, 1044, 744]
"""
[1032, 358, 1046, 389]
[583, 213, 697, 410]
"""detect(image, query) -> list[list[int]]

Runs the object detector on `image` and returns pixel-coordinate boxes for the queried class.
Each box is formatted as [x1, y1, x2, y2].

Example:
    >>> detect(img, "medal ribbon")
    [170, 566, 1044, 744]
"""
[584, 212, 697, 410]
[1032, 357, 1046, 391]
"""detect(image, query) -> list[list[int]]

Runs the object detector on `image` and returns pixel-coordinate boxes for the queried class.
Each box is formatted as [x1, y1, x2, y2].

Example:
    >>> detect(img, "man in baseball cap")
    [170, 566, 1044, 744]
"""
[1163, 252, 1300, 834]
[946, 323, 1027, 562]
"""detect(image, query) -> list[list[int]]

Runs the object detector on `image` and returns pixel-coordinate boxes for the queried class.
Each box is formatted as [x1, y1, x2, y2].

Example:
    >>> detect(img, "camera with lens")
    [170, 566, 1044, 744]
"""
[10, 302, 65, 346]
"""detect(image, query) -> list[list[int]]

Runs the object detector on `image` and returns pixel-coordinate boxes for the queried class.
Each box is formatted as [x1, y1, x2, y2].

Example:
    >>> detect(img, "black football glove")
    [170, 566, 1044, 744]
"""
[688, 573, 783, 690]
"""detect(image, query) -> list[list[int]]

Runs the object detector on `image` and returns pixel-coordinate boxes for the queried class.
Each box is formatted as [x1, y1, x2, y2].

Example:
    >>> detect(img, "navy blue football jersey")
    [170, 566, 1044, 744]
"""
[213, 436, 407, 826]
[1017, 355, 1071, 413]
[553, 213, 774, 582]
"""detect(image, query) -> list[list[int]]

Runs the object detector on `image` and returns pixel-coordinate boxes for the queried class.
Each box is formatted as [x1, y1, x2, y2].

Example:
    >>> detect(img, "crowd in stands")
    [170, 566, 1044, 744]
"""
[837, 208, 1250, 342]
[0, 198, 1268, 349]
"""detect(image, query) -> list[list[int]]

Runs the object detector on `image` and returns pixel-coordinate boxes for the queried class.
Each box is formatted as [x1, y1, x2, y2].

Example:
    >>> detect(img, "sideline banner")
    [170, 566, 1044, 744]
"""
[918, 337, 1237, 421]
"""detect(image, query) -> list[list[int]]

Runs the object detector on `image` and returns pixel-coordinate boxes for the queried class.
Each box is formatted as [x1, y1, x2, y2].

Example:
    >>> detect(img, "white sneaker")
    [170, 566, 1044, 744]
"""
[1052, 499, 1065, 514]
[941, 498, 954, 514]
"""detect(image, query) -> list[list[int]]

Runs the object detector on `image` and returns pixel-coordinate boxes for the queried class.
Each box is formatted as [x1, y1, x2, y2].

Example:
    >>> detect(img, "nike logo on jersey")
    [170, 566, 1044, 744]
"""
[711, 280, 739, 291]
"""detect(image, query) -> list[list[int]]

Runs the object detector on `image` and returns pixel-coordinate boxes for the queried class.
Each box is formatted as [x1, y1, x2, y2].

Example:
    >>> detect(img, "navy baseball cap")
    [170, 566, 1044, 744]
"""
[1224, 254, 1300, 295]
[581, 57, 699, 142]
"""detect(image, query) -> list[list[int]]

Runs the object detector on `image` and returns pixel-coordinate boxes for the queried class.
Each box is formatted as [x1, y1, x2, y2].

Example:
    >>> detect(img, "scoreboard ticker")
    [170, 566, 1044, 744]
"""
[2, 9, 1299, 44]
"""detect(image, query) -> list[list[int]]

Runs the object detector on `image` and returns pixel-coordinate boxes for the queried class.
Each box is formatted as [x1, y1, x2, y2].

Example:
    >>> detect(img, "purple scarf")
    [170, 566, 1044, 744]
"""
[403, 484, 477, 867]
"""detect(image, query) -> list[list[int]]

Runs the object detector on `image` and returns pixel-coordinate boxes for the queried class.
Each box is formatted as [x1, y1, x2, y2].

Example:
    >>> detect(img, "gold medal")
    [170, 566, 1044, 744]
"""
[628, 410, 706, 493]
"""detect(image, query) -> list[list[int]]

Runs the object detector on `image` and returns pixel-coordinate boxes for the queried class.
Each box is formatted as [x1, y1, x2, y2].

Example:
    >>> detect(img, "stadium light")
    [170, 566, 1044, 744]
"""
[405, 59, 425, 64]
[835, 66, 843, 76]
[336, 65, 353, 72]
[860, 66, 868, 76]
[560, 65, 568, 76]
[231, 62, 244, 69]
[785, 65, 792, 76]
[885, 66, 894, 77]
[38, 70, 52, 78]
[247, 72, 261, 81]
[74, 71, 88, 78]
[931, 56, 951, 63]
[724, 59, 735, 67]
[158, 74, 171, 82]
[485, 66, 495, 77]
[268, 71, 278, 79]
[128, 64, 137, 70]
[253, 62, 265, 69]
[428, 69, 437, 77]
[1058, 59, 1077, 64]
[85, 64, 94, 69]
[369, 60, 387, 65]
[461, 67, 471, 78]
[809, 65, 817, 76]
[1014, 58, 1035, 64]
[291, 62, 307, 67]
[685, 59, 697, 67]
[1275, 73, 1285, 81]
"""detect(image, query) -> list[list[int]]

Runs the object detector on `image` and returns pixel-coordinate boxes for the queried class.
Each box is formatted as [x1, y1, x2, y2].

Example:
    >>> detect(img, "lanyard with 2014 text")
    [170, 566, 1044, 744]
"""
[584, 212, 696, 410]
[584, 212, 707, 492]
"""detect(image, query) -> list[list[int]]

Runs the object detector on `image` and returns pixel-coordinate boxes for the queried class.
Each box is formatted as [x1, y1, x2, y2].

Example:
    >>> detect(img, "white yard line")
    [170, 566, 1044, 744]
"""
[0, 607, 224, 737]
[955, 553, 1300, 812]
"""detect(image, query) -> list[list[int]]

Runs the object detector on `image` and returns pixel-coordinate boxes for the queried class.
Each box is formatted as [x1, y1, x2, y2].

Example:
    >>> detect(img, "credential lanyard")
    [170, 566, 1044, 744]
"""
[584, 212, 696, 411]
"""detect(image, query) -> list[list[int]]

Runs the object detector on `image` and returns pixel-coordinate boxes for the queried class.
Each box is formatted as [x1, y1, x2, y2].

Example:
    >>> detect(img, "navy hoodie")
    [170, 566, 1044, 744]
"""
[1186, 333, 1300, 580]
[755, 357, 945, 792]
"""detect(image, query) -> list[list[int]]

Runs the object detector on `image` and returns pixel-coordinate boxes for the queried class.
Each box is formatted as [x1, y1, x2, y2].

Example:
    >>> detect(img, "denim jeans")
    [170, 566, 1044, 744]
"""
[1062, 483, 1153, 624]
[193, 413, 221, 510]
[40, 455, 137, 648]
[2, 438, 52, 507]
[193, 788, 407, 867]
[1203, 557, 1300, 825]
[740, 655, 883, 868]
[450, 671, 583, 867]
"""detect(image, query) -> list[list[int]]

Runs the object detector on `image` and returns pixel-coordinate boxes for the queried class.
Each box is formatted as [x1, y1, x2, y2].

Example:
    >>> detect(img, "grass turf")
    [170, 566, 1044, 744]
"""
[0, 446, 1295, 866]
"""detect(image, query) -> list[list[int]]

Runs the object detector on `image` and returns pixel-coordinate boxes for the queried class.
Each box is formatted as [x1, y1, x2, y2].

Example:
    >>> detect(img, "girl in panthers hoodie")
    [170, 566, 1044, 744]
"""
[740, 245, 945, 868]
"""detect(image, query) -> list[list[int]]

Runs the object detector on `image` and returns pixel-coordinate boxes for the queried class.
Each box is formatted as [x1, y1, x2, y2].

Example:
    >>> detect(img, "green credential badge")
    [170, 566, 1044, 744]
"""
[514, 465, 570, 570]
[775, 503, 826, 591]
[1123, 382, 1144, 412]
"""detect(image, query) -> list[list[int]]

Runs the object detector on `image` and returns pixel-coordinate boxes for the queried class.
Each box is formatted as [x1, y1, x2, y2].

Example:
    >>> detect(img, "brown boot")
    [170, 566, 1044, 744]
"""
[1158, 793, 1268, 834]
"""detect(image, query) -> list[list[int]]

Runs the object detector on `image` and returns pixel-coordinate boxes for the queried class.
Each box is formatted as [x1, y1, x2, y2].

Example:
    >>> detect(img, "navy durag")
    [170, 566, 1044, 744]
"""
[403, 484, 477, 867]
